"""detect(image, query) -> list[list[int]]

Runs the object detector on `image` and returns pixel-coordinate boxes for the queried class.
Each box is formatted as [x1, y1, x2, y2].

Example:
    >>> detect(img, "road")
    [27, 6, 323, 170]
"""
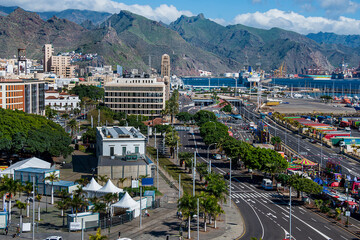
[177, 127, 358, 239]
[239, 103, 360, 179]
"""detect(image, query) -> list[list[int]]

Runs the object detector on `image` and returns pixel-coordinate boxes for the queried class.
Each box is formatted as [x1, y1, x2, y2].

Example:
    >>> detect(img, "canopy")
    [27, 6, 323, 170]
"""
[112, 192, 140, 217]
[313, 178, 323, 185]
[293, 158, 317, 166]
[346, 201, 357, 206]
[0, 157, 51, 176]
[83, 178, 102, 192]
[96, 179, 123, 195]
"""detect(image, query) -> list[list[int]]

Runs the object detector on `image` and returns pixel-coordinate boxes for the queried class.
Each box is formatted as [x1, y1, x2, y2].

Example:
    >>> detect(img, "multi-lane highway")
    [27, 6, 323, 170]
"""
[177, 127, 358, 240]
[239, 103, 360, 178]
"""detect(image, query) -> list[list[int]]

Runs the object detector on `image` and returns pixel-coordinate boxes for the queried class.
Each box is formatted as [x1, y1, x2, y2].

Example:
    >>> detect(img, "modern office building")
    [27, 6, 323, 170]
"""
[96, 126, 153, 180]
[43, 44, 76, 78]
[104, 76, 165, 116]
[0, 79, 45, 114]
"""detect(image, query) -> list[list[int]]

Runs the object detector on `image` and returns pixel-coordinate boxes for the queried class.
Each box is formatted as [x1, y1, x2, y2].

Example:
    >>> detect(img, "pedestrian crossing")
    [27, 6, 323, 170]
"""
[231, 192, 276, 199]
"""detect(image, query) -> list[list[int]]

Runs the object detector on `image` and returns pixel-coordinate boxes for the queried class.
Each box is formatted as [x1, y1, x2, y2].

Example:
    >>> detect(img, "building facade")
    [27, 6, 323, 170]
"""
[104, 77, 165, 116]
[43, 44, 76, 78]
[45, 91, 80, 111]
[0, 79, 45, 114]
[96, 126, 153, 180]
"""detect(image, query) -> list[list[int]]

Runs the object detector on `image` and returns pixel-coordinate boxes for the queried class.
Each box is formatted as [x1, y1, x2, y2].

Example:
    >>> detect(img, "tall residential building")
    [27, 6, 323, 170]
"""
[104, 76, 165, 116]
[0, 79, 45, 114]
[161, 54, 171, 101]
[43, 44, 76, 78]
[43, 44, 54, 73]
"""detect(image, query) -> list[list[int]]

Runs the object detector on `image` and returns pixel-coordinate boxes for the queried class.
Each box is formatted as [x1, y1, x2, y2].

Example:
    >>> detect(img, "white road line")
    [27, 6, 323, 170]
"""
[311, 218, 317, 222]
[324, 225, 331, 230]
[340, 235, 347, 240]
[296, 227, 301, 232]
[243, 198, 265, 239]
[282, 217, 288, 222]
[308, 237, 312, 240]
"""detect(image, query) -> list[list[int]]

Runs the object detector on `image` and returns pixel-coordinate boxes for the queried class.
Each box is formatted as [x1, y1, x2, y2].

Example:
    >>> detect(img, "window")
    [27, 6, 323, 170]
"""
[110, 146, 114, 156]
[135, 146, 139, 153]
[122, 147, 126, 156]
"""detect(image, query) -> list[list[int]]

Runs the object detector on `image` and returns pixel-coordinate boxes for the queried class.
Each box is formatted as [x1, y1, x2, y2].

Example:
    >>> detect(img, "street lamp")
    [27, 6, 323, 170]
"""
[207, 143, 217, 173]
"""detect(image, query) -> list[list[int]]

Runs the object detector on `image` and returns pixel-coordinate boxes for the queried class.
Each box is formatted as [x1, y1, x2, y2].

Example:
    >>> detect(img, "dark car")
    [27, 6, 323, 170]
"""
[310, 139, 317, 143]
[224, 172, 230, 179]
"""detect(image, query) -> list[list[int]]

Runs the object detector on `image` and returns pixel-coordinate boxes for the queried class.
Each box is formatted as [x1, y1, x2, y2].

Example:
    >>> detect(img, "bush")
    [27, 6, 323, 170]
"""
[78, 144, 86, 152]
[320, 205, 330, 214]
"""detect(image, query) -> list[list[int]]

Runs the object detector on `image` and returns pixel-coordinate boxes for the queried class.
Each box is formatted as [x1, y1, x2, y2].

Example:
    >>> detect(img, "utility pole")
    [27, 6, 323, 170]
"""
[179, 174, 181, 200]
[193, 151, 196, 197]
[32, 176, 35, 240]
[289, 186, 292, 240]
[157, 149, 159, 191]
[154, 128, 157, 148]
[229, 158, 232, 207]
[140, 185, 142, 228]
[197, 198, 200, 240]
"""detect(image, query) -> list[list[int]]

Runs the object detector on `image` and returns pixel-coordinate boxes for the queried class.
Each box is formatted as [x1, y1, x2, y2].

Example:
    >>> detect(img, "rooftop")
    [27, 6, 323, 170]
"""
[98, 155, 153, 166]
[97, 126, 145, 140]
[15, 167, 57, 174]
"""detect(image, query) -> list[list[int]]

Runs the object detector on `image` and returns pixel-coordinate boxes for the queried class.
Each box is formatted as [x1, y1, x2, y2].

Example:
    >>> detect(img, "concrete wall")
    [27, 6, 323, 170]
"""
[98, 164, 151, 180]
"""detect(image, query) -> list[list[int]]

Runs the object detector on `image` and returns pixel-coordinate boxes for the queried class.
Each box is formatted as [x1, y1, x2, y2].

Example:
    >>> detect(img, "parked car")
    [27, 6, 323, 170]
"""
[43, 236, 63, 240]
[214, 154, 221, 160]
[309, 139, 317, 143]
[345, 127, 351, 132]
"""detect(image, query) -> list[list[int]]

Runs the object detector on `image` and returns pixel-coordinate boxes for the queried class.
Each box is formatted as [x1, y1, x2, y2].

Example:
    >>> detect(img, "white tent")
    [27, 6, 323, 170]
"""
[83, 178, 102, 198]
[0, 157, 51, 176]
[96, 179, 123, 197]
[112, 192, 140, 217]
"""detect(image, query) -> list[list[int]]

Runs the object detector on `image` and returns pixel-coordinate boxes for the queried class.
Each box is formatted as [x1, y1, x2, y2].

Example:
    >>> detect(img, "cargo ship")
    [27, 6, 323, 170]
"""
[299, 74, 332, 80]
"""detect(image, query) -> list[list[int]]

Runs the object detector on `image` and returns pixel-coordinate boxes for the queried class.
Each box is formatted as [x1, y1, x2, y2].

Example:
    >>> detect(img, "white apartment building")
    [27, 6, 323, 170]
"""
[45, 90, 80, 111]
[104, 77, 165, 116]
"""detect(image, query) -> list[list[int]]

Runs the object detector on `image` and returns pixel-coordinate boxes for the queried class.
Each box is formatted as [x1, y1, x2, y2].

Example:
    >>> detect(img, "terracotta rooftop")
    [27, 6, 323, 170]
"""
[143, 118, 168, 127]
[45, 90, 58, 93]
[46, 96, 57, 99]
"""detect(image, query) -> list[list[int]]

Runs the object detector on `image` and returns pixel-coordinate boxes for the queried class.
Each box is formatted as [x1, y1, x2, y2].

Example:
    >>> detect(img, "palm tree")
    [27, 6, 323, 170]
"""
[196, 163, 208, 182]
[178, 193, 197, 239]
[89, 228, 108, 240]
[74, 186, 85, 198]
[117, 178, 127, 188]
[2, 177, 21, 222]
[70, 194, 88, 221]
[44, 172, 60, 205]
[210, 201, 224, 228]
[23, 181, 33, 217]
[75, 178, 90, 187]
[36, 194, 42, 221]
[102, 193, 118, 217]
[91, 202, 107, 216]
[68, 119, 78, 136]
[205, 172, 228, 204]
[96, 175, 109, 185]
[198, 192, 217, 232]
[165, 128, 181, 157]
[15, 200, 27, 224]
[56, 198, 70, 227]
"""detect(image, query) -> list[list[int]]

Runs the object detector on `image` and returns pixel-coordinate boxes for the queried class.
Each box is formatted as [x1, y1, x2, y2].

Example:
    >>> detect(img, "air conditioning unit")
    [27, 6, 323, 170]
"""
[110, 156, 115, 160]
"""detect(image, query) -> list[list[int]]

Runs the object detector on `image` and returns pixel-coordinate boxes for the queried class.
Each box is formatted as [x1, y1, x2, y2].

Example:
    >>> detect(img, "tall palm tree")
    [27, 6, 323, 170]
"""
[91, 202, 106, 216]
[56, 198, 70, 227]
[15, 200, 27, 223]
[117, 178, 127, 188]
[75, 178, 89, 187]
[3, 177, 21, 222]
[198, 192, 217, 232]
[178, 193, 197, 239]
[89, 228, 108, 240]
[44, 172, 60, 205]
[102, 193, 118, 217]
[70, 194, 88, 221]
[35, 194, 42, 221]
[205, 172, 228, 204]
[210, 202, 224, 228]
[23, 181, 33, 217]
[68, 119, 78, 136]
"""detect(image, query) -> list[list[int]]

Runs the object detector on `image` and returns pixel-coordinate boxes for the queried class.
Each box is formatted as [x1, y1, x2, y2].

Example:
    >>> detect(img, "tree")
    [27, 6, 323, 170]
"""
[198, 192, 218, 232]
[102, 193, 118, 217]
[271, 136, 282, 151]
[89, 228, 108, 240]
[196, 163, 208, 182]
[193, 110, 217, 126]
[179, 152, 193, 169]
[165, 90, 179, 123]
[199, 121, 229, 145]
[82, 127, 97, 144]
[70, 194, 88, 220]
[176, 112, 193, 123]
[91, 202, 106, 216]
[75, 178, 90, 187]
[165, 128, 181, 157]
[97, 175, 109, 185]
[117, 178, 127, 188]
[36, 194, 42, 221]
[2, 177, 21, 222]
[68, 119, 78, 137]
[178, 194, 197, 239]
[23, 181, 33, 217]
[56, 198, 70, 226]
[221, 104, 232, 113]
[70, 85, 104, 101]
[288, 174, 322, 198]
[15, 200, 27, 223]
[205, 172, 228, 204]
[44, 172, 60, 205]
[45, 105, 57, 119]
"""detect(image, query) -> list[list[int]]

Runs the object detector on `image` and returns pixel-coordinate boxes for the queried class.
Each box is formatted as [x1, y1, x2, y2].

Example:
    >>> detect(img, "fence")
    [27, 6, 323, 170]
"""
[82, 212, 134, 231]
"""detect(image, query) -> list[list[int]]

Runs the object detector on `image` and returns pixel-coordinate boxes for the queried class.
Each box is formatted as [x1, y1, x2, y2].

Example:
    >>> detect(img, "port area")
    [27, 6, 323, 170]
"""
[269, 98, 357, 114]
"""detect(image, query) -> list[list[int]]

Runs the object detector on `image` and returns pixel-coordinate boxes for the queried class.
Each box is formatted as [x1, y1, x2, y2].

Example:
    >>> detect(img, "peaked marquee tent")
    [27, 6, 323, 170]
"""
[112, 192, 140, 217]
[83, 178, 102, 197]
[96, 179, 123, 197]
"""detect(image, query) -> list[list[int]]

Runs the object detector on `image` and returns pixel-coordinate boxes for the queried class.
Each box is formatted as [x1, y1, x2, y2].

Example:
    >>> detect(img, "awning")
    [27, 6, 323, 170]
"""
[293, 158, 318, 166]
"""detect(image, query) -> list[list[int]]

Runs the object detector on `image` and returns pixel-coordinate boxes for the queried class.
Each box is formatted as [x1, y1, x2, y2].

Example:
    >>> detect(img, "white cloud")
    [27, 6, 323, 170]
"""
[0, 0, 193, 24]
[210, 18, 227, 26]
[233, 9, 360, 34]
[320, 0, 360, 15]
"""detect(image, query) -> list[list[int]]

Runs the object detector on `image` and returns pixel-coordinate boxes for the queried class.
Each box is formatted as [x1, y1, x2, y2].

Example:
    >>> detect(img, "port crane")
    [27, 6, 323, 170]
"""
[274, 61, 287, 78]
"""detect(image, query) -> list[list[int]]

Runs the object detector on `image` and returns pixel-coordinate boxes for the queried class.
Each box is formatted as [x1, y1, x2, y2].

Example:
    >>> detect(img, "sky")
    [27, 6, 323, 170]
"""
[2, 0, 360, 35]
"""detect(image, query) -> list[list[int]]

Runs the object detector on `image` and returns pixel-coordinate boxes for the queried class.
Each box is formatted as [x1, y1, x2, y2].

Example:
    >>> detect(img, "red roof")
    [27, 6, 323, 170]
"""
[45, 90, 58, 93]
[46, 96, 57, 99]
[59, 92, 69, 95]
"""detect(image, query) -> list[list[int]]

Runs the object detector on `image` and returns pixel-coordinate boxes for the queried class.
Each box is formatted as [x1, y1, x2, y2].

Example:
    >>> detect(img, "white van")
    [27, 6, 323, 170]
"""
[261, 179, 273, 190]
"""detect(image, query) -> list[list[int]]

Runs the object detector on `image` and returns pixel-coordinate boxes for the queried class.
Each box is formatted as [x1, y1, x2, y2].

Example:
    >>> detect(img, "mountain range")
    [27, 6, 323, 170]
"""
[0, 6, 360, 75]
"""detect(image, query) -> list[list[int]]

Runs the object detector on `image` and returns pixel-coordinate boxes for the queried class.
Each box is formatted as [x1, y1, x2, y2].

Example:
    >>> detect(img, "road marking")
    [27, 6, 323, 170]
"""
[311, 218, 317, 222]
[282, 217, 288, 222]
[242, 196, 265, 239]
[296, 226, 301, 231]
[340, 235, 347, 240]
[324, 225, 331, 230]
[308, 237, 312, 240]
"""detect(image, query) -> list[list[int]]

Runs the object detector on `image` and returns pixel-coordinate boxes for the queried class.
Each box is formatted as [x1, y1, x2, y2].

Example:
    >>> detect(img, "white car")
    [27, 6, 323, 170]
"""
[44, 236, 63, 240]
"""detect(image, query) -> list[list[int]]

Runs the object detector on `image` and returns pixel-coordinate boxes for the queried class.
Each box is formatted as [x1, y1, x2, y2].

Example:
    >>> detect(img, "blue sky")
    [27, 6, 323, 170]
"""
[3, 0, 360, 34]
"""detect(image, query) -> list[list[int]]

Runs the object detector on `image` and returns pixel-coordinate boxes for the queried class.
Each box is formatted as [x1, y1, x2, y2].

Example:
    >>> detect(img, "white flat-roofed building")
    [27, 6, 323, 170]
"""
[45, 91, 80, 111]
[96, 126, 153, 180]
[104, 77, 165, 116]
